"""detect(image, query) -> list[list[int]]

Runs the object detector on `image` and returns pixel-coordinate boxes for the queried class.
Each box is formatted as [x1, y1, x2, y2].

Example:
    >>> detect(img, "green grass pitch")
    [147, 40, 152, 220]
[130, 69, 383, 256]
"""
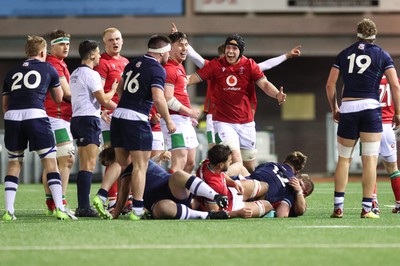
[0, 180, 399, 266]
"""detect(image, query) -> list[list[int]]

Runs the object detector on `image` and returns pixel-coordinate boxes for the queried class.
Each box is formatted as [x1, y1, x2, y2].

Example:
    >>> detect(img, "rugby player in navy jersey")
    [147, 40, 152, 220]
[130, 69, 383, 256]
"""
[111, 160, 229, 220]
[326, 18, 400, 219]
[242, 151, 313, 218]
[92, 35, 176, 221]
[2, 35, 74, 220]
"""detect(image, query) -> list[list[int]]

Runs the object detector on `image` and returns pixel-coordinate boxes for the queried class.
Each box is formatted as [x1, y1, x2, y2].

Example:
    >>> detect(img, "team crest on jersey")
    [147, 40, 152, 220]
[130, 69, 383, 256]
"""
[226, 75, 238, 86]
[222, 67, 226, 72]
[23, 62, 29, 67]
[112, 64, 116, 69]
[136, 61, 142, 68]
[358, 43, 365, 50]
[239, 66, 244, 74]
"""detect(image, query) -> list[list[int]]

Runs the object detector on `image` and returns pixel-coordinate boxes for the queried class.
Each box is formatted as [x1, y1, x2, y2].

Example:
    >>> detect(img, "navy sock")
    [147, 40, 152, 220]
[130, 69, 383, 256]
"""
[77, 170, 93, 209]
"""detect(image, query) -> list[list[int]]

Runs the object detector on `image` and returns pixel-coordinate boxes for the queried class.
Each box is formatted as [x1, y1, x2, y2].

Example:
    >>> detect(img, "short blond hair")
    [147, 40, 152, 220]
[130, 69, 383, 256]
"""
[357, 18, 377, 42]
[102, 27, 121, 41]
[25, 35, 46, 57]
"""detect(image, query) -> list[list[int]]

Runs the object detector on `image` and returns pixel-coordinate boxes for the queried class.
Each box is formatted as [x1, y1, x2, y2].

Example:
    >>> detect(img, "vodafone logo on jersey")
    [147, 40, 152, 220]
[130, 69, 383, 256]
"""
[226, 75, 237, 86]
[224, 75, 241, 91]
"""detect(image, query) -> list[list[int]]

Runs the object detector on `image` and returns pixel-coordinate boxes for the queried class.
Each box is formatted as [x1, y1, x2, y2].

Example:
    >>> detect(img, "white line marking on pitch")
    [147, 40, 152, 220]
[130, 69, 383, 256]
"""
[1, 243, 400, 251]
[291, 225, 400, 229]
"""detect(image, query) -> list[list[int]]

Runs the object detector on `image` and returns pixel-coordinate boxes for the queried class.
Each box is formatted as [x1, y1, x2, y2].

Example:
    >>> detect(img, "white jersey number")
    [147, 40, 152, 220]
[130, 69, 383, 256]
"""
[11, 70, 41, 91]
[123, 70, 140, 94]
[379, 83, 391, 107]
[347, 54, 371, 74]
[272, 165, 289, 188]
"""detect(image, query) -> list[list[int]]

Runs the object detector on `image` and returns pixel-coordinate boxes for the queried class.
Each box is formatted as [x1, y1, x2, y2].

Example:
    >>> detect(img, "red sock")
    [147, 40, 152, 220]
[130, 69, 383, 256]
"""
[390, 171, 400, 201]
[46, 198, 55, 211]
[108, 181, 118, 202]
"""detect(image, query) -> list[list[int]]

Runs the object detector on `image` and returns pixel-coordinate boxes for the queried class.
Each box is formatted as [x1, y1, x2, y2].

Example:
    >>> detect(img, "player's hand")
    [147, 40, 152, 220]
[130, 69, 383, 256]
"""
[289, 177, 302, 194]
[238, 207, 252, 219]
[166, 120, 176, 134]
[101, 109, 111, 124]
[171, 22, 178, 34]
[159, 151, 171, 162]
[276, 87, 286, 105]
[234, 180, 244, 195]
[150, 113, 161, 125]
[287, 45, 301, 58]
[333, 110, 340, 124]
[190, 117, 198, 127]
[189, 108, 200, 119]
[393, 115, 400, 130]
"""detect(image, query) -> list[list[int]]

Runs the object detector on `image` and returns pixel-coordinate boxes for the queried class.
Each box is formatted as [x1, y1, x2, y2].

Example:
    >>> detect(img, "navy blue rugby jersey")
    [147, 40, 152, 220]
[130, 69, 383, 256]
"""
[333, 41, 394, 101]
[118, 55, 166, 115]
[2, 59, 60, 110]
[250, 162, 296, 207]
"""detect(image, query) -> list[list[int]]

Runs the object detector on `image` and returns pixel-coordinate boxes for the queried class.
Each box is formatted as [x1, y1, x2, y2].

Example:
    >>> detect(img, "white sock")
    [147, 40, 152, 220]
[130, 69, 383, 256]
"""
[4, 176, 18, 214]
[186, 176, 217, 200]
[47, 173, 65, 211]
[175, 204, 208, 220]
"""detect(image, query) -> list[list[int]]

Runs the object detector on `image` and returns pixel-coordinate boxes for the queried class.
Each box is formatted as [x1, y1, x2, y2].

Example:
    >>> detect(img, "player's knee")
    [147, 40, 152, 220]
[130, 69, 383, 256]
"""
[337, 143, 355, 158]
[241, 149, 257, 161]
[361, 141, 380, 156]
[152, 200, 176, 219]
[56, 142, 75, 158]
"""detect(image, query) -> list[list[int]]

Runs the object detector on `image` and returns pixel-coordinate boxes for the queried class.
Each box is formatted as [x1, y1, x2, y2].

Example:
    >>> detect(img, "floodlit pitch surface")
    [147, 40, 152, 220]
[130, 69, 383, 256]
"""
[0, 180, 399, 266]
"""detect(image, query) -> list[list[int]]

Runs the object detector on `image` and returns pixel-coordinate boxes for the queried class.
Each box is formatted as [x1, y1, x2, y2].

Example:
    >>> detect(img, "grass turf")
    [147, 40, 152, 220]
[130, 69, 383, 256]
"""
[0, 180, 399, 266]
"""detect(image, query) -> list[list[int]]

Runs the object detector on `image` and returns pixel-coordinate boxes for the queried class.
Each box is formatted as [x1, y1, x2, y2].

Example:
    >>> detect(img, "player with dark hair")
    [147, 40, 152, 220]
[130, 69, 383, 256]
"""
[196, 144, 274, 218]
[42, 29, 76, 216]
[2, 35, 73, 220]
[112, 161, 229, 220]
[161, 31, 200, 174]
[326, 18, 400, 218]
[94, 147, 228, 220]
[70, 39, 117, 217]
[92, 34, 176, 221]
[187, 34, 287, 173]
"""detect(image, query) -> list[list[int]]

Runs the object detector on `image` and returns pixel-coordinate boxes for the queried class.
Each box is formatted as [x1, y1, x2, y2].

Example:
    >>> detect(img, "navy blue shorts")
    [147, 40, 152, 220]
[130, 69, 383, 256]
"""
[338, 108, 382, 139]
[111, 117, 152, 151]
[70, 116, 101, 147]
[121, 161, 192, 210]
[4, 117, 55, 151]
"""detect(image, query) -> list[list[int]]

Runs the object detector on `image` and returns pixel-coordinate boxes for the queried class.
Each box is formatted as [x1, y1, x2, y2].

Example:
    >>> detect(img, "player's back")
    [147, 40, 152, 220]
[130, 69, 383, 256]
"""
[118, 55, 165, 115]
[3, 59, 60, 111]
[250, 162, 295, 203]
[335, 41, 393, 101]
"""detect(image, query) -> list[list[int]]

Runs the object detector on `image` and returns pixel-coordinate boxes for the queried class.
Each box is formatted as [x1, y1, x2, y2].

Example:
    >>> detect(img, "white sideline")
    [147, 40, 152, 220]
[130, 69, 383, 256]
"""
[1, 243, 400, 251]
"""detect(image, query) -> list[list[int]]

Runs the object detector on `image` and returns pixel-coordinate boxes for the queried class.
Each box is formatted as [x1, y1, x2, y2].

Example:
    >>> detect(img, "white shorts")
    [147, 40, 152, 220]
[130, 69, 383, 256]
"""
[380, 123, 397, 162]
[48, 117, 73, 144]
[161, 115, 199, 150]
[100, 113, 112, 144]
[214, 121, 256, 151]
[228, 187, 245, 211]
[152, 131, 165, 151]
[206, 114, 215, 144]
